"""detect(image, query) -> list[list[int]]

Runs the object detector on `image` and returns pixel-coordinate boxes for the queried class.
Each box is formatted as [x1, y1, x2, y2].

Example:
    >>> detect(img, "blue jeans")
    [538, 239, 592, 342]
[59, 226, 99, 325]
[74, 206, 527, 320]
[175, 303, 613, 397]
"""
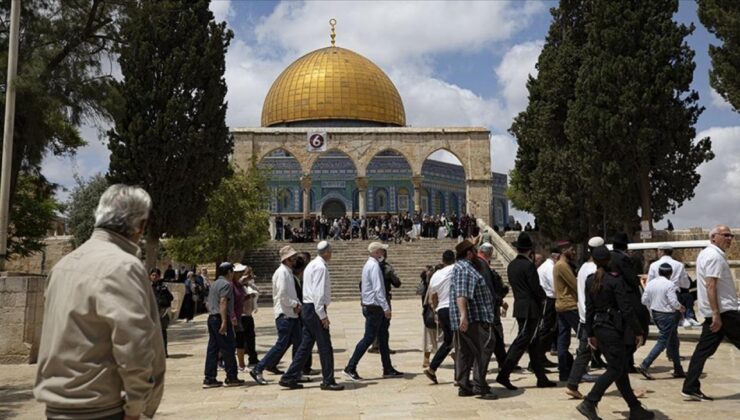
[346, 306, 392, 372]
[255, 315, 301, 373]
[204, 314, 238, 380]
[641, 311, 682, 371]
[282, 303, 336, 384]
[557, 310, 580, 381]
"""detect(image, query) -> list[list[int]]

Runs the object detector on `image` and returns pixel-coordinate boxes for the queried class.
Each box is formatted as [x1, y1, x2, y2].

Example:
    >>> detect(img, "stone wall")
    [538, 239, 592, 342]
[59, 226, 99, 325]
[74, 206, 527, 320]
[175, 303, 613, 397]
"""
[0, 274, 46, 364]
[4, 236, 74, 275]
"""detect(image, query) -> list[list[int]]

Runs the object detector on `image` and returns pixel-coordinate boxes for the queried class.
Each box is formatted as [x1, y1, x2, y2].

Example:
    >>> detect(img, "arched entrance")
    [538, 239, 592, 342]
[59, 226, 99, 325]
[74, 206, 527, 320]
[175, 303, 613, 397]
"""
[322, 199, 346, 219]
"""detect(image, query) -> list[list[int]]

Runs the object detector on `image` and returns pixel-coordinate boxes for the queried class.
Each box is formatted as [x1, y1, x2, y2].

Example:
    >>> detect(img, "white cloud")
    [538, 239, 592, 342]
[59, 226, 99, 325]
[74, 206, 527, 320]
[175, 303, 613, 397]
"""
[209, 0, 234, 23]
[709, 87, 733, 110]
[495, 40, 544, 121]
[667, 126, 740, 229]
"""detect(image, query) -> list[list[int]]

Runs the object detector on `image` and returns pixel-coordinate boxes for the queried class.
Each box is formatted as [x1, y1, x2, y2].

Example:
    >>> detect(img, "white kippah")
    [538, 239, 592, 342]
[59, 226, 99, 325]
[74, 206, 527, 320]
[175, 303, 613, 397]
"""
[480, 242, 494, 250]
[588, 236, 605, 248]
[317, 240, 330, 251]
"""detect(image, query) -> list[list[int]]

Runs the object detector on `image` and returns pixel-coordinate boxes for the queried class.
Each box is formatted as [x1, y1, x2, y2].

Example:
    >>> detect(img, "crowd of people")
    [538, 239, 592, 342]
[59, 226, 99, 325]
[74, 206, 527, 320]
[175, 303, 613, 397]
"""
[29, 183, 739, 420]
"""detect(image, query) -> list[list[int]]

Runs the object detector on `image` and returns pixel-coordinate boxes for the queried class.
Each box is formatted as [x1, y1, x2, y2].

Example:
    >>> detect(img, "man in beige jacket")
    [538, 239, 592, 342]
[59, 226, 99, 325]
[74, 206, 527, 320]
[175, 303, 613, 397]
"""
[34, 184, 166, 420]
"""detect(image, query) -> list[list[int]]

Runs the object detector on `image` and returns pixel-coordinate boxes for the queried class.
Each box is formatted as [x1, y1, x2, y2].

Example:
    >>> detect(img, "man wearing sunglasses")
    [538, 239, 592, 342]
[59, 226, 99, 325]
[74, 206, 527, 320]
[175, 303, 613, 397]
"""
[682, 225, 739, 402]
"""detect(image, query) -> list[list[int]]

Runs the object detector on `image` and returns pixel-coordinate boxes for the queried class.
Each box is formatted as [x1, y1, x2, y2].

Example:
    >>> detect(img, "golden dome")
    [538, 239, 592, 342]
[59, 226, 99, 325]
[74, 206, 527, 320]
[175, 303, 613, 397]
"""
[261, 46, 406, 127]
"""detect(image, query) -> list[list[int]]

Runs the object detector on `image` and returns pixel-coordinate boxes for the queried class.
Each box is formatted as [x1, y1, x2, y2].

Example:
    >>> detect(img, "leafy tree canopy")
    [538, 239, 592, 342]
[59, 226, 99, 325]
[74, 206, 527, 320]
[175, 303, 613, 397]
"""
[698, 0, 740, 112]
[65, 173, 108, 248]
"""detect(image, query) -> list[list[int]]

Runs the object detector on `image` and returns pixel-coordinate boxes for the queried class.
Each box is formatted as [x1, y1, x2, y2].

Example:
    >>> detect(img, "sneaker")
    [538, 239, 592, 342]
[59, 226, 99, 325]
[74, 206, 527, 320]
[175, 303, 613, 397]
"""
[681, 390, 714, 401]
[629, 404, 655, 420]
[278, 380, 304, 389]
[682, 319, 692, 328]
[249, 370, 268, 385]
[202, 378, 223, 389]
[424, 368, 438, 384]
[382, 369, 404, 378]
[343, 368, 362, 381]
[688, 318, 702, 327]
[320, 382, 345, 391]
[265, 366, 284, 375]
[576, 400, 602, 420]
[224, 377, 245, 387]
[638, 366, 654, 381]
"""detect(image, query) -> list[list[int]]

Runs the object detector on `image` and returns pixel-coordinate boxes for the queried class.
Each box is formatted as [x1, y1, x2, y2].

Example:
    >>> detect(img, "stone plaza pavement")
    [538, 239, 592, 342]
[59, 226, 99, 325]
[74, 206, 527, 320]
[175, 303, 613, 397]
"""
[2, 297, 739, 419]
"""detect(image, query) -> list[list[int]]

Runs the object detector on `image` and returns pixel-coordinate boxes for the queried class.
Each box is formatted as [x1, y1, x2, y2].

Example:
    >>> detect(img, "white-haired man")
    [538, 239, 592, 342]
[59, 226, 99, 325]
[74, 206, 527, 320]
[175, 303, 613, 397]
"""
[682, 225, 739, 401]
[34, 185, 165, 420]
[280, 241, 344, 390]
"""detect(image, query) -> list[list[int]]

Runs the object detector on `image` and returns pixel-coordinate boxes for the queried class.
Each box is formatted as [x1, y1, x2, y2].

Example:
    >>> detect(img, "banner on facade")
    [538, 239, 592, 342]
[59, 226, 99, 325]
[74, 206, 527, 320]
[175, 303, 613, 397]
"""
[307, 131, 327, 152]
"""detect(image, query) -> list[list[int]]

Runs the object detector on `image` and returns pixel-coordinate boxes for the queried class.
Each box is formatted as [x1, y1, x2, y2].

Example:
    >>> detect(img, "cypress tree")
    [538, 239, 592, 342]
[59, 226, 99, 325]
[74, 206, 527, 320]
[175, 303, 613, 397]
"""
[698, 0, 740, 112]
[107, 0, 233, 268]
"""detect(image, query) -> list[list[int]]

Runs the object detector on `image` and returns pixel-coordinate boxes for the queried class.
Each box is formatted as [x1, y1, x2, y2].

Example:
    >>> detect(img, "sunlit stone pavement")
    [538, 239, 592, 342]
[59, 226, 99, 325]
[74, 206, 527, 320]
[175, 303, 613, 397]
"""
[2, 297, 739, 419]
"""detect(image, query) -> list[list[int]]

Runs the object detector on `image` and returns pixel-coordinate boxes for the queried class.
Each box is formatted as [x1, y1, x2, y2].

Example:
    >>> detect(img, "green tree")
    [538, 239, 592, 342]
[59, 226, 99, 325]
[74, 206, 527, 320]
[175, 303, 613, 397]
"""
[107, 0, 233, 269]
[65, 174, 108, 248]
[566, 0, 712, 231]
[698, 0, 740, 112]
[7, 172, 61, 258]
[166, 166, 270, 266]
[0, 0, 120, 214]
[508, 0, 593, 241]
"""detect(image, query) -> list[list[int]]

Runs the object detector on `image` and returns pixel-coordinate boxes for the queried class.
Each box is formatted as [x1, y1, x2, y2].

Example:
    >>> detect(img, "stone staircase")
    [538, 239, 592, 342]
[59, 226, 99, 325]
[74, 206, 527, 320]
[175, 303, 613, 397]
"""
[243, 239, 508, 302]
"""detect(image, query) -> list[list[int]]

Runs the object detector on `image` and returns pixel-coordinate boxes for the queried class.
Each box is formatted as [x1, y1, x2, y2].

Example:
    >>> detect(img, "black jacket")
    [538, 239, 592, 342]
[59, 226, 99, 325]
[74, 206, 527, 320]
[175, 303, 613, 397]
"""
[507, 254, 546, 319]
[585, 271, 643, 342]
[610, 250, 641, 297]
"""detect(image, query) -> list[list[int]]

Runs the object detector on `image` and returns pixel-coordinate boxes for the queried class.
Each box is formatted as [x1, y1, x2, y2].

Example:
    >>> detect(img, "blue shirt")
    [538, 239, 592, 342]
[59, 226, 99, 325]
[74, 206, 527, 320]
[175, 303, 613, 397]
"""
[449, 259, 495, 331]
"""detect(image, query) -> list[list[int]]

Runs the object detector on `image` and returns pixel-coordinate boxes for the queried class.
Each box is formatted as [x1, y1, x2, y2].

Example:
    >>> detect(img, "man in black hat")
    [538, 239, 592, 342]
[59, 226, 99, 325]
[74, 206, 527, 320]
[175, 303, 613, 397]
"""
[496, 232, 557, 390]
[610, 232, 650, 372]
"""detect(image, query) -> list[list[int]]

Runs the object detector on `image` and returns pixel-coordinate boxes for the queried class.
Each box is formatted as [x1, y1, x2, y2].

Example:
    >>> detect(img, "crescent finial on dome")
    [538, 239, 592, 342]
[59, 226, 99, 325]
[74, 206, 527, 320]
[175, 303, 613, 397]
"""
[329, 18, 337, 47]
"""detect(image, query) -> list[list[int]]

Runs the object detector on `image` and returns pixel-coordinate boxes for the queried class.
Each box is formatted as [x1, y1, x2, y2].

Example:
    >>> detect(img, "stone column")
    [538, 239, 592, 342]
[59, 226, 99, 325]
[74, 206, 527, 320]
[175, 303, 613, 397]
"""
[465, 178, 493, 225]
[355, 176, 368, 217]
[412, 175, 423, 215]
[300, 175, 312, 220]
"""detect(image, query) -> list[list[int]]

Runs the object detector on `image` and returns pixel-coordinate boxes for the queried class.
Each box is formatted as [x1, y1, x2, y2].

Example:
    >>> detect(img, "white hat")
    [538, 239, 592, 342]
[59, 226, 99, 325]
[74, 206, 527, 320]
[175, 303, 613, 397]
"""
[279, 245, 298, 262]
[368, 241, 389, 253]
[317, 240, 330, 251]
[588, 236, 605, 248]
[233, 263, 247, 272]
[479, 242, 494, 251]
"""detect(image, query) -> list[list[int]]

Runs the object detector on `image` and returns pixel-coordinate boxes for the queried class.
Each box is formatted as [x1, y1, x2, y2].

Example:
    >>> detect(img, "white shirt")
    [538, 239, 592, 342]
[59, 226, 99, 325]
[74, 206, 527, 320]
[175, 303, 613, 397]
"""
[641, 276, 681, 313]
[302, 256, 331, 320]
[537, 258, 556, 298]
[429, 265, 454, 311]
[272, 264, 300, 319]
[577, 261, 597, 324]
[361, 257, 389, 312]
[647, 255, 690, 289]
[696, 244, 738, 317]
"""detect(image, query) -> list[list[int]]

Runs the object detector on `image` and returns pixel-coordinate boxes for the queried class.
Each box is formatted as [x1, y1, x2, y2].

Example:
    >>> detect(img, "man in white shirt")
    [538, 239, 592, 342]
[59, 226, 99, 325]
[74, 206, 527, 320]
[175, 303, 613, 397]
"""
[536, 246, 560, 364]
[279, 241, 344, 391]
[344, 242, 403, 380]
[639, 264, 685, 380]
[682, 225, 740, 401]
[423, 250, 456, 383]
[250, 246, 302, 386]
[647, 245, 699, 327]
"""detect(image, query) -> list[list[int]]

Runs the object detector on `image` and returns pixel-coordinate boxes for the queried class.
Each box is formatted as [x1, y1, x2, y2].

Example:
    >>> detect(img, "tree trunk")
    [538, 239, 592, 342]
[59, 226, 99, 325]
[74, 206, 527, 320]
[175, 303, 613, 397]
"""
[144, 233, 159, 271]
[638, 169, 653, 231]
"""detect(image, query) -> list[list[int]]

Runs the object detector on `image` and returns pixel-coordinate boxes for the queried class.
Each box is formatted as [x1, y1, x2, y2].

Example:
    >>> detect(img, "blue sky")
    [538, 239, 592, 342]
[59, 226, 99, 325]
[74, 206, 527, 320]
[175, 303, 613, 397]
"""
[41, 0, 740, 228]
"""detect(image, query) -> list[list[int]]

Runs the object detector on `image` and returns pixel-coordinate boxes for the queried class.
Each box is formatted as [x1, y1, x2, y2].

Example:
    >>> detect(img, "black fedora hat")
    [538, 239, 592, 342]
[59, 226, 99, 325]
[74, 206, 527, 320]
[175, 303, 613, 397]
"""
[512, 232, 534, 250]
[612, 232, 630, 247]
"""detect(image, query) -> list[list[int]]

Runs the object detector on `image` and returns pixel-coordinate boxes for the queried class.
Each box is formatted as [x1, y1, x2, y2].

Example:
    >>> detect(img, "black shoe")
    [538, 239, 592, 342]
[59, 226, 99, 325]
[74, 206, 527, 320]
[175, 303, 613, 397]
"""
[424, 368, 438, 384]
[627, 365, 638, 374]
[202, 378, 223, 389]
[495, 375, 518, 391]
[383, 369, 404, 378]
[537, 379, 557, 388]
[249, 370, 268, 385]
[576, 400, 602, 420]
[638, 366, 654, 381]
[542, 358, 558, 368]
[265, 366, 284, 375]
[320, 382, 345, 391]
[477, 389, 499, 400]
[303, 368, 321, 376]
[629, 405, 655, 420]
[458, 387, 475, 397]
[224, 377, 245, 387]
[672, 371, 686, 379]
[590, 359, 606, 369]
[343, 368, 362, 381]
[681, 390, 714, 401]
[389, 349, 397, 354]
[278, 380, 304, 389]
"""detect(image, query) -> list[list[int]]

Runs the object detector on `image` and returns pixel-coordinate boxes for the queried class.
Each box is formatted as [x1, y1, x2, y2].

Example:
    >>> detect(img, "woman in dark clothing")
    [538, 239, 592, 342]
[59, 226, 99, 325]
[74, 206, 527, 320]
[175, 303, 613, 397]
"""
[577, 246, 654, 420]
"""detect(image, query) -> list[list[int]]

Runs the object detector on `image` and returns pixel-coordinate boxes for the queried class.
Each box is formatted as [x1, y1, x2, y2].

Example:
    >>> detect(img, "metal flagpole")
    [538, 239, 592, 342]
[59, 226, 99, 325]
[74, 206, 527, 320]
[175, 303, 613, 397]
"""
[0, 0, 22, 270]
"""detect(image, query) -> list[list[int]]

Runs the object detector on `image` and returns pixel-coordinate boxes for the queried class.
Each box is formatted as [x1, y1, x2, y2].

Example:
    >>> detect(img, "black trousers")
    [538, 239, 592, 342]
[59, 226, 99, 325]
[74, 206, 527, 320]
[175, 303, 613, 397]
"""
[499, 317, 548, 381]
[683, 311, 740, 394]
[492, 309, 508, 368]
[282, 303, 336, 385]
[454, 322, 495, 393]
[585, 327, 639, 409]
[160, 314, 169, 356]
[538, 297, 558, 357]
[429, 308, 453, 370]
[628, 296, 651, 367]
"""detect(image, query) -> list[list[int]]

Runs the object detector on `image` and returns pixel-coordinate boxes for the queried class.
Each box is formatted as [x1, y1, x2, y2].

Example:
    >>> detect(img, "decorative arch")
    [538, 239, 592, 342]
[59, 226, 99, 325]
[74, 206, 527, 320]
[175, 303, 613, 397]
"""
[359, 147, 414, 177]
[255, 146, 305, 175]
[276, 188, 293, 213]
[316, 191, 352, 214]
[374, 187, 389, 212]
[306, 147, 359, 177]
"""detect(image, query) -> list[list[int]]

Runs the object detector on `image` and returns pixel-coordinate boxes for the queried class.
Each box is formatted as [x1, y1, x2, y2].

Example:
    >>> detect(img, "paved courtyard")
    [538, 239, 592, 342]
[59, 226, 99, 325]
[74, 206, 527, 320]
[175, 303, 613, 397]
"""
[2, 297, 739, 419]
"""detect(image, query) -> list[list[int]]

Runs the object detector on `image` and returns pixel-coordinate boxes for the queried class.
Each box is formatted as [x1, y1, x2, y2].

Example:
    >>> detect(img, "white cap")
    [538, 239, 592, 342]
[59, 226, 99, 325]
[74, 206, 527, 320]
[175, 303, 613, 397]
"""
[588, 236, 605, 248]
[233, 263, 247, 272]
[479, 242, 494, 251]
[368, 241, 389, 253]
[317, 240, 330, 251]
